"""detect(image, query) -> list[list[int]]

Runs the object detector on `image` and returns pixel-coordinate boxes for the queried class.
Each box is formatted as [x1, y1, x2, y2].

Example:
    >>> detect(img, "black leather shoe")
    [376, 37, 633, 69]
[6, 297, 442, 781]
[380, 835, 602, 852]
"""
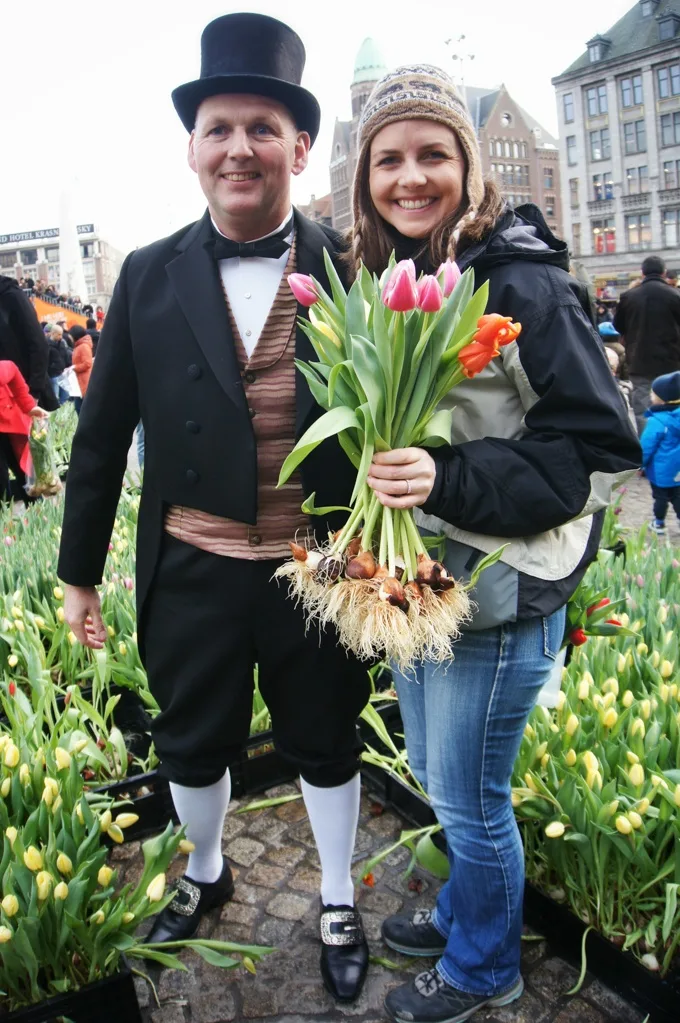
[382, 908, 447, 957]
[319, 903, 369, 1003]
[144, 857, 234, 944]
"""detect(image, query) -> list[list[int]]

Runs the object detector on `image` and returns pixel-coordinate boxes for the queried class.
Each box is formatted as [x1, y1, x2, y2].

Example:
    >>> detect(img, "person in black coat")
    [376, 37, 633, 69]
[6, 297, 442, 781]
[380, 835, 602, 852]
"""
[0, 275, 58, 412]
[85, 317, 100, 356]
[57, 13, 369, 1003]
[614, 255, 680, 432]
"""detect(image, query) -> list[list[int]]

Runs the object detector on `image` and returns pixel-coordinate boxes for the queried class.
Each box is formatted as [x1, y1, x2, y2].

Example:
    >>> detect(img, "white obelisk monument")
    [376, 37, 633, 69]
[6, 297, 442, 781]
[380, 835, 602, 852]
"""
[58, 182, 89, 303]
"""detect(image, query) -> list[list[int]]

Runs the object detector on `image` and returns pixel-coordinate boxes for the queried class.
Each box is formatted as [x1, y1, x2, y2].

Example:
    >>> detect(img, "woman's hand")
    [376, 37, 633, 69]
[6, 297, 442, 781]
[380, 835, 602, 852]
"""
[367, 448, 436, 509]
[29, 407, 49, 418]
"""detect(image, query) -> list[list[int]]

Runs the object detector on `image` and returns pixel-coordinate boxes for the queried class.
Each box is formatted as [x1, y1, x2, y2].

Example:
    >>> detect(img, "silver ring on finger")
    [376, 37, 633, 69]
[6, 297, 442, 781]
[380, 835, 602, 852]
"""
[404, 479, 412, 496]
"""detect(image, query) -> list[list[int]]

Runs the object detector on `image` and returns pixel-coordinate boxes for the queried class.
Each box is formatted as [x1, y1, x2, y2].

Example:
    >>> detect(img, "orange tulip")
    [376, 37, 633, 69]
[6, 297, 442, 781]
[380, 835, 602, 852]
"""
[474, 314, 522, 349]
[459, 340, 498, 378]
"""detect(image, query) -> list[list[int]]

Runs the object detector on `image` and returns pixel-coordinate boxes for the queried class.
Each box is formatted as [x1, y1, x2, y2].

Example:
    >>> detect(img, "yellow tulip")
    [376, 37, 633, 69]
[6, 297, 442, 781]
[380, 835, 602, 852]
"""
[616, 654, 627, 674]
[661, 660, 674, 679]
[628, 811, 643, 830]
[535, 741, 548, 761]
[629, 763, 645, 786]
[53, 881, 69, 901]
[41, 786, 54, 807]
[19, 763, 30, 785]
[660, 684, 670, 704]
[99, 810, 112, 832]
[92, 910, 106, 925]
[7, 654, 18, 668]
[132, 631, 138, 644]
[56, 607, 65, 623]
[541, 753, 551, 769]
[674, 784, 680, 808]
[577, 679, 590, 701]
[178, 839, 195, 855]
[652, 774, 669, 789]
[0, 778, 10, 798]
[627, 751, 639, 764]
[1, 894, 19, 917]
[565, 749, 577, 767]
[5, 826, 17, 847]
[52, 795, 63, 815]
[583, 751, 599, 772]
[118, 642, 127, 657]
[556, 691, 567, 711]
[608, 800, 619, 815]
[670, 683, 678, 699]
[637, 797, 651, 814]
[107, 625, 115, 638]
[545, 821, 565, 838]
[114, 813, 139, 830]
[550, 723, 559, 733]
[626, 651, 634, 668]
[97, 866, 114, 887]
[523, 723, 535, 740]
[581, 670, 594, 687]
[615, 815, 632, 835]
[0, 926, 12, 943]
[317, 321, 341, 348]
[619, 612, 630, 628]
[603, 677, 619, 696]
[36, 871, 53, 900]
[122, 911, 135, 924]
[14, 621, 24, 633]
[67, 631, 76, 646]
[524, 772, 539, 793]
[56, 853, 73, 876]
[592, 693, 603, 708]
[24, 846, 43, 871]
[54, 747, 71, 771]
[637, 642, 648, 656]
[146, 873, 166, 903]
[107, 824, 124, 844]
[76, 803, 85, 824]
[658, 604, 668, 624]
[602, 692, 616, 709]
[4, 742, 20, 768]
[622, 690, 634, 708]
[511, 791, 522, 807]
[603, 708, 618, 728]
[565, 713, 579, 736]
[651, 650, 660, 668]
[631, 718, 645, 738]
[33, 616, 45, 629]
[586, 768, 601, 789]
[44, 777, 59, 797]
[53, 586, 64, 600]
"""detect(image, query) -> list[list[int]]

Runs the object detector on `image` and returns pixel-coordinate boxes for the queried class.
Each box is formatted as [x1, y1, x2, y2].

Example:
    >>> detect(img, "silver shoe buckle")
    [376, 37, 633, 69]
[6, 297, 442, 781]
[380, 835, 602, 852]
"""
[170, 877, 201, 917]
[320, 909, 364, 947]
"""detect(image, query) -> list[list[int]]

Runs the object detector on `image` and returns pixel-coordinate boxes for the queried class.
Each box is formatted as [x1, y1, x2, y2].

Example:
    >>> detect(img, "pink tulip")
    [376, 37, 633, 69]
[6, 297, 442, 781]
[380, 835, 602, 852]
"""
[383, 261, 418, 312]
[636, 574, 645, 588]
[3, 537, 13, 547]
[416, 275, 443, 313]
[288, 273, 318, 307]
[436, 259, 462, 297]
[124, 577, 134, 591]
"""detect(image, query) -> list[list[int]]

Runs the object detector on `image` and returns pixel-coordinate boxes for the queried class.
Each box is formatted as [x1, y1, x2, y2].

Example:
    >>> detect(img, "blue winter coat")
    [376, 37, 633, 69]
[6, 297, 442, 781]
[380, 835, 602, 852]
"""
[641, 404, 680, 487]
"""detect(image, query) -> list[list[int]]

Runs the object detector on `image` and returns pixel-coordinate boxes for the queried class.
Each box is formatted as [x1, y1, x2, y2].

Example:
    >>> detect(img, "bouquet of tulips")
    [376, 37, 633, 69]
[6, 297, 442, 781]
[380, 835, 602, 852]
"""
[25, 417, 61, 499]
[277, 254, 521, 668]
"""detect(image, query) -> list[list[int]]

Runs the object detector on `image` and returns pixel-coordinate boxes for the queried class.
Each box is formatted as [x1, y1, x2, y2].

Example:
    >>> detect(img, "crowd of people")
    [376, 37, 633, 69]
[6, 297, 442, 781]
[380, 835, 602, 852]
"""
[18, 276, 105, 322]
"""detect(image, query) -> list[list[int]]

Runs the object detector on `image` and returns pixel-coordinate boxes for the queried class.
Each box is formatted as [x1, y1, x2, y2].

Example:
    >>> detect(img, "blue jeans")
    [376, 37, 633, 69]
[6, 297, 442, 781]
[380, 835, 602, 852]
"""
[393, 607, 566, 996]
[136, 422, 145, 468]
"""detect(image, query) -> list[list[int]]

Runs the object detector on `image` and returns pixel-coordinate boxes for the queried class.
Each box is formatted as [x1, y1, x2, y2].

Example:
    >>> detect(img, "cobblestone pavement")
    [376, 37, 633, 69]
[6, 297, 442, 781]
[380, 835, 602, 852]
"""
[618, 471, 680, 544]
[114, 784, 647, 1023]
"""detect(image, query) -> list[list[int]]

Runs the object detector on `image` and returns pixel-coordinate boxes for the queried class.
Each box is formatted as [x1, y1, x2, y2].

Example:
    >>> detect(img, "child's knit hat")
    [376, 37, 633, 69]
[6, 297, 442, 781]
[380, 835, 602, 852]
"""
[652, 371, 680, 404]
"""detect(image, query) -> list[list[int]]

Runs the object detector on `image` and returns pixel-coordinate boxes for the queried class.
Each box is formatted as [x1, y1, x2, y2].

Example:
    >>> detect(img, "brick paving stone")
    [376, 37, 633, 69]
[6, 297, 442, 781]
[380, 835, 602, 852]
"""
[241, 983, 279, 1018]
[356, 889, 403, 917]
[212, 919, 257, 945]
[134, 975, 151, 1008]
[247, 814, 289, 844]
[220, 900, 260, 926]
[552, 997, 608, 1022]
[385, 871, 431, 899]
[486, 989, 552, 1023]
[265, 844, 307, 869]
[225, 836, 266, 867]
[244, 862, 287, 887]
[287, 864, 322, 894]
[286, 819, 316, 846]
[275, 799, 308, 823]
[264, 783, 300, 798]
[581, 979, 647, 1022]
[384, 846, 412, 868]
[527, 957, 580, 1003]
[266, 892, 313, 920]
[233, 881, 270, 905]
[151, 1006, 186, 1023]
[255, 915, 297, 945]
[364, 813, 406, 840]
[222, 815, 247, 841]
[188, 984, 238, 1023]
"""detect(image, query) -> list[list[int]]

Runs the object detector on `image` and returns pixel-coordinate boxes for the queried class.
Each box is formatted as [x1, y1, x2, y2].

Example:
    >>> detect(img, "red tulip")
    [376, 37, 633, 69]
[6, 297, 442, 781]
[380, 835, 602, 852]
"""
[436, 259, 462, 297]
[416, 275, 444, 313]
[474, 314, 522, 349]
[288, 273, 319, 307]
[569, 627, 588, 646]
[458, 340, 498, 378]
[586, 598, 610, 616]
[383, 261, 418, 312]
[9, 681, 16, 697]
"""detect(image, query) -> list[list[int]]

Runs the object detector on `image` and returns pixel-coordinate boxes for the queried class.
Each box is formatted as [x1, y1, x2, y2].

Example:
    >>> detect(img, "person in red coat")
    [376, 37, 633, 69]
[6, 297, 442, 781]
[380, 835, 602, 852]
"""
[0, 360, 49, 502]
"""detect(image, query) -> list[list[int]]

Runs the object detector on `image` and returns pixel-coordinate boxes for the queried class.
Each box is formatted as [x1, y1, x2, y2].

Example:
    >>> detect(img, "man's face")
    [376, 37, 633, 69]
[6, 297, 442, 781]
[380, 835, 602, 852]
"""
[188, 94, 310, 237]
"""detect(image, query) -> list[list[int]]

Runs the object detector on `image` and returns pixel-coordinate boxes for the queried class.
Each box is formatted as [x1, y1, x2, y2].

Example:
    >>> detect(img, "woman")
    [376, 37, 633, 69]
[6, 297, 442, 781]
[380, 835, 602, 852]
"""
[349, 66, 641, 1023]
[70, 325, 93, 414]
[0, 360, 48, 502]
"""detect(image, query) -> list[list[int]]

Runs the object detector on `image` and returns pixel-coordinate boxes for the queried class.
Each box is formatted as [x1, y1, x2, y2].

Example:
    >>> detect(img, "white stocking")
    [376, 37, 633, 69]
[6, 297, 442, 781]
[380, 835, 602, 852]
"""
[301, 773, 361, 907]
[169, 769, 231, 883]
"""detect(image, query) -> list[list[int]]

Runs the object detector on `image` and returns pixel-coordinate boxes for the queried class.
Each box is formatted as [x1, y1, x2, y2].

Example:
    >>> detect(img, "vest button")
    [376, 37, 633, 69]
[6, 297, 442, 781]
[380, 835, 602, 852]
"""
[250, 533, 262, 546]
[248, 407, 257, 418]
[244, 370, 256, 384]
[187, 364, 202, 380]
[186, 420, 200, 434]
[186, 469, 199, 484]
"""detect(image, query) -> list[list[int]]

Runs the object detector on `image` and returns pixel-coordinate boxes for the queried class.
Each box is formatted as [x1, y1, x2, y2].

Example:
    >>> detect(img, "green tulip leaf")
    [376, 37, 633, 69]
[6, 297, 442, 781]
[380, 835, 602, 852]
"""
[300, 492, 352, 517]
[416, 408, 453, 447]
[323, 248, 348, 310]
[192, 945, 240, 968]
[294, 361, 330, 411]
[278, 406, 360, 486]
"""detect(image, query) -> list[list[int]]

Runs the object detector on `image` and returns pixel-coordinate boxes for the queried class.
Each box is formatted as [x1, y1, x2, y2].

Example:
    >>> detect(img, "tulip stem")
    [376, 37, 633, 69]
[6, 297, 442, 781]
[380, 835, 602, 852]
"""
[362, 492, 382, 553]
[401, 514, 416, 581]
[332, 497, 365, 554]
[403, 507, 428, 559]
[384, 506, 396, 577]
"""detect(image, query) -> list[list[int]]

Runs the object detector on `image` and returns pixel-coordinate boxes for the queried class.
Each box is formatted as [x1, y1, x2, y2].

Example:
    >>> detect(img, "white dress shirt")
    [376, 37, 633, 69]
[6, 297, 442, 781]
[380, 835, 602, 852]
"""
[212, 210, 294, 359]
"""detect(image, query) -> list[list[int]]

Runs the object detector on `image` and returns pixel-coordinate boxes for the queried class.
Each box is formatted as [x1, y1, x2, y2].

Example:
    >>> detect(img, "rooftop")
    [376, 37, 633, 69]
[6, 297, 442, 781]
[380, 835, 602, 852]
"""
[353, 37, 387, 85]
[558, 0, 680, 77]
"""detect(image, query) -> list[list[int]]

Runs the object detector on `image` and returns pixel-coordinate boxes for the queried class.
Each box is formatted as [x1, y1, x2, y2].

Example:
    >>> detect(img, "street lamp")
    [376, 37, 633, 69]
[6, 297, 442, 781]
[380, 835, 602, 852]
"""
[445, 35, 476, 93]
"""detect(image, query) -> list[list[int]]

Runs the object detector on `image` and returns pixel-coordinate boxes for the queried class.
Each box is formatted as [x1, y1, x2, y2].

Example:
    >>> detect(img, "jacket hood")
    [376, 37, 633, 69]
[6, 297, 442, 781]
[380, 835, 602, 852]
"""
[457, 203, 570, 274]
[646, 404, 680, 437]
[0, 276, 19, 297]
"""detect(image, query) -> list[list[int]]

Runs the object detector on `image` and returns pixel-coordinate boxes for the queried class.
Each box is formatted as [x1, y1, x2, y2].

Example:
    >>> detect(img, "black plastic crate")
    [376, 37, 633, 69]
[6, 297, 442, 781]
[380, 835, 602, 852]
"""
[1, 959, 142, 1023]
[93, 770, 178, 843]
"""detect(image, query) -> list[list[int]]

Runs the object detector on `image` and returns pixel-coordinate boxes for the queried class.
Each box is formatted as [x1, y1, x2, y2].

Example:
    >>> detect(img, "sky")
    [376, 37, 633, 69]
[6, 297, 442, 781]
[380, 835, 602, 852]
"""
[1, 0, 634, 253]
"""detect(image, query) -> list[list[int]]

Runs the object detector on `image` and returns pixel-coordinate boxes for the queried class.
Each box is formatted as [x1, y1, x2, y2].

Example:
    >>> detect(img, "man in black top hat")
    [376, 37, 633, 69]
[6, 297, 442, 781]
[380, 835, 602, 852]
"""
[57, 13, 369, 1003]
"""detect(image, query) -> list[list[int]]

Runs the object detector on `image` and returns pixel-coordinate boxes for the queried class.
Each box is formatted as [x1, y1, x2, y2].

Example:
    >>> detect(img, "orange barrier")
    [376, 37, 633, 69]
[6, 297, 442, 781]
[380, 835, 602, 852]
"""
[31, 296, 87, 329]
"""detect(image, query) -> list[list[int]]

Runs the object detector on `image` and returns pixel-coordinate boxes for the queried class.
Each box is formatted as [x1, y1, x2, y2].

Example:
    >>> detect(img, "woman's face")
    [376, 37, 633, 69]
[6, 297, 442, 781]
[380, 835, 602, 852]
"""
[368, 120, 466, 239]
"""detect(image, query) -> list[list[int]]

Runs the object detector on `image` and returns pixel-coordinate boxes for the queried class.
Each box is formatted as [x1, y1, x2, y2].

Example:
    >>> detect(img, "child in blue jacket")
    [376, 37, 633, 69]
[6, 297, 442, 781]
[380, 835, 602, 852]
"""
[641, 371, 680, 534]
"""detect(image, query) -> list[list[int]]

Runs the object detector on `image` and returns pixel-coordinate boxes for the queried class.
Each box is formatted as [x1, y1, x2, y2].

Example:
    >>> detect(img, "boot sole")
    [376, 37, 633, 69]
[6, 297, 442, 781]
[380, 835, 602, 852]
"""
[385, 975, 524, 1023]
[383, 933, 447, 957]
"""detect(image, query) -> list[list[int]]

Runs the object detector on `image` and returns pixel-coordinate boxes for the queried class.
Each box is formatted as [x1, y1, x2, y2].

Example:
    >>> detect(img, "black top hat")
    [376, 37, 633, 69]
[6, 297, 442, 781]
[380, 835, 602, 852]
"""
[172, 13, 320, 144]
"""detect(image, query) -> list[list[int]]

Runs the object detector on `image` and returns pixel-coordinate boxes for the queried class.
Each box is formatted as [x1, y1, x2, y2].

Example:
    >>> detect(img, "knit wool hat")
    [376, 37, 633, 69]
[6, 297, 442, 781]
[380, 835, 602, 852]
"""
[352, 64, 485, 231]
[652, 370, 680, 404]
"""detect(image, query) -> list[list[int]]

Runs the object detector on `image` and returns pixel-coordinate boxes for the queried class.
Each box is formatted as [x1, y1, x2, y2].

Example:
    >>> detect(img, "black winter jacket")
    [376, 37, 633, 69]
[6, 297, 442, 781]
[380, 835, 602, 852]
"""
[0, 276, 58, 411]
[613, 275, 680, 377]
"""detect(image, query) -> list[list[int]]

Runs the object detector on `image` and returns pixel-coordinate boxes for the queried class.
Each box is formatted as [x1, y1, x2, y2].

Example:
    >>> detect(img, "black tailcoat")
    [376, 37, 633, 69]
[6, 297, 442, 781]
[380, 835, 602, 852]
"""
[57, 209, 354, 637]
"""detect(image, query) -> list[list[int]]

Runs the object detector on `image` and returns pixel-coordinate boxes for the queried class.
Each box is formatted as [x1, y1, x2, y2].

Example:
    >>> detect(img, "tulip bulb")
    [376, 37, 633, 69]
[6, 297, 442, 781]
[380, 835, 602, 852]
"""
[346, 551, 377, 580]
[378, 577, 409, 613]
[289, 541, 308, 562]
[316, 555, 344, 583]
[404, 580, 424, 605]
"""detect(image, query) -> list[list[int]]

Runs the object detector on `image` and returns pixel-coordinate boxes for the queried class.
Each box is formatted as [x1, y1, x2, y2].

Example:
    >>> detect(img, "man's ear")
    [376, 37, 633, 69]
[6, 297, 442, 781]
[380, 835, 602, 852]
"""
[188, 131, 198, 174]
[292, 131, 311, 177]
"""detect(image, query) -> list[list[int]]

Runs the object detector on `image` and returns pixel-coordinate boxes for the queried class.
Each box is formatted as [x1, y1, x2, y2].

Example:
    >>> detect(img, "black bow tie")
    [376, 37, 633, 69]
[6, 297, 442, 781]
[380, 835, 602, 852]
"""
[210, 216, 293, 260]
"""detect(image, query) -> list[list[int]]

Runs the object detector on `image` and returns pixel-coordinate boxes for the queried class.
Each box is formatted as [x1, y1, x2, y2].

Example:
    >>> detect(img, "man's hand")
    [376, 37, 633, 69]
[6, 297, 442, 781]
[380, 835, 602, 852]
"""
[64, 584, 107, 649]
[367, 448, 437, 509]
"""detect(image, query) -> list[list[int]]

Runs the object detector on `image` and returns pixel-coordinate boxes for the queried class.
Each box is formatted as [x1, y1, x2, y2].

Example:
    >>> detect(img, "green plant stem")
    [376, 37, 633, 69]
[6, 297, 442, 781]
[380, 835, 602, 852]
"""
[403, 507, 428, 559]
[401, 513, 416, 581]
[362, 491, 382, 553]
[384, 505, 396, 576]
[332, 497, 365, 554]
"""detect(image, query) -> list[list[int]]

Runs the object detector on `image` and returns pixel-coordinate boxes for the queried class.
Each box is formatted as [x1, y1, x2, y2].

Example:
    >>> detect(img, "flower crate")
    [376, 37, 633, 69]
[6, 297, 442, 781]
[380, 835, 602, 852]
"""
[94, 769, 178, 843]
[230, 730, 298, 798]
[1, 959, 142, 1023]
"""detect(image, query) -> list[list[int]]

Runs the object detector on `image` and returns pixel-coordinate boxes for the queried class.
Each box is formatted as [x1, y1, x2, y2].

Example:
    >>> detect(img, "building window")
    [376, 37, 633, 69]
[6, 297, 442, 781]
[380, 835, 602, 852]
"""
[620, 74, 643, 108]
[641, 0, 653, 15]
[623, 119, 647, 154]
[495, 141, 503, 156]
[520, 165, 529, 186]
[662, 159, 680, 188]
[593, 174, 603, 201]
[80, 243, 94, 258]
[589, 128, 610, 161]
[592, 217, 616, 254]
[589, 43, 602, 62]
[626, 165, 649, 193]
[663, 208, 680, 246]
[569, 178, 579, 207]
[502, 141, 510, 157]
[0, 253, 15, 269]
[512, 141, 519, 158]
[489, 140, 494, 156]
[45, 247, 59, 263]
[521, 142, 528, 158]
[545, 196, 555, 217]
[563, 93, 574, 123]
[501, 112, 513, 127]
[20, 249, 38, 266]
[660, 18, 678, 41]
[586, 84, 608, 116]
[592, 173, 613, 201]
[544, 166, 554, 189]
[572, 223, 581, 256]
[661, 111, 680, 146]
[657, 64, 680, 98]
[625, 213, 652, 251]
[567, 135, 577, 165]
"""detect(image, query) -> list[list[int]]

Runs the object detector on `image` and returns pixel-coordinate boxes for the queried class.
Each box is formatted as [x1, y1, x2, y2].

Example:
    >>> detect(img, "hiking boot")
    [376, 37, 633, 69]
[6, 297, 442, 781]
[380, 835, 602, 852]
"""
[384, 968, 524, 1023]
[382, 908, 447, 957]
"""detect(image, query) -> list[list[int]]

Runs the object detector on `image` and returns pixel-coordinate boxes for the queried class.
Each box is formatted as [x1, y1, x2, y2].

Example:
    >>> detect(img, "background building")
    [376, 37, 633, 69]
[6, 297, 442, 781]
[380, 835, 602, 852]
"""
[297, 194, 333, 227]
[466, 85, 562, 236]
[0, 224, 124, 309]
[553, 0, 680, 297]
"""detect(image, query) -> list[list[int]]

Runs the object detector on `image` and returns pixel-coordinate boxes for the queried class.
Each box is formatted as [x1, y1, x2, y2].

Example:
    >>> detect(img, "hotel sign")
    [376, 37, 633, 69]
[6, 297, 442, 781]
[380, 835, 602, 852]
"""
[0, 224, 95, 245]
